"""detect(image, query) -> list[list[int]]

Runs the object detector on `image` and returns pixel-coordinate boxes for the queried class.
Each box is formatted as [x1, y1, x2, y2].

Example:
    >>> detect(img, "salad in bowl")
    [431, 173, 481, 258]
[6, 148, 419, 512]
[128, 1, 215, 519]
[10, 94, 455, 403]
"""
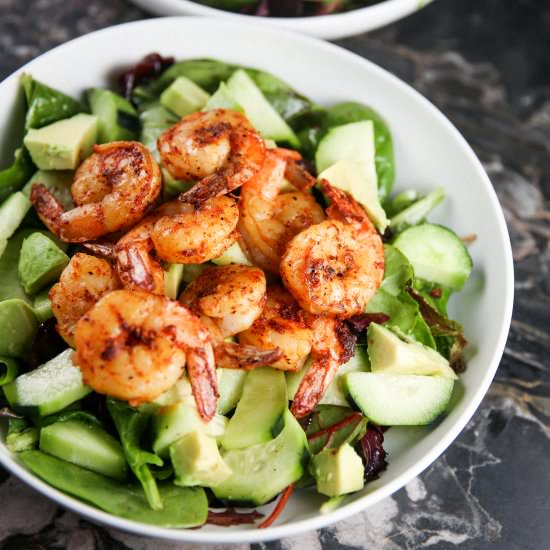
[0, 18, 513, 543]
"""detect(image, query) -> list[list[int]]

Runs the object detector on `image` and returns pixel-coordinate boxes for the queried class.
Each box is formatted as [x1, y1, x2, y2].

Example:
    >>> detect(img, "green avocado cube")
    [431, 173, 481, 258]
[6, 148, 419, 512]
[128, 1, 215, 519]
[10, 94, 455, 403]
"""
[160, 76, 210, 117]
[310, 443, 365, 497]
[170, 431, 232, 488]
[18, 232, 69, 295]
[24, 113, 98, 170]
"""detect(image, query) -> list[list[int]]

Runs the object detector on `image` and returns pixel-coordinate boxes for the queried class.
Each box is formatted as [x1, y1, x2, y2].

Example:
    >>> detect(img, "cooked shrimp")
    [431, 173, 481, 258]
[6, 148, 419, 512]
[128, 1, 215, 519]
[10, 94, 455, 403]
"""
[238, 285, 313, 372]
[290, 315, 355, 418]
[31, 142, 162, 242]
[49, 253, 120, 347]
[74, 289, 218, 420]
[157, 109, 265, 204]
[238, 149, 325, 274]
[180, 265, 282, 369]
[115, 196, 239, 294]
[281, 180, 384, 316]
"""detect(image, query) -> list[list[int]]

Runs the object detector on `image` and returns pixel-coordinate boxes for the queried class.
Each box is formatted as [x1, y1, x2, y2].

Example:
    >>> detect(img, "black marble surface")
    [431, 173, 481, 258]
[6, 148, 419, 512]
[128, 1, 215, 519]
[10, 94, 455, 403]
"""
[0, 0, 549, 548]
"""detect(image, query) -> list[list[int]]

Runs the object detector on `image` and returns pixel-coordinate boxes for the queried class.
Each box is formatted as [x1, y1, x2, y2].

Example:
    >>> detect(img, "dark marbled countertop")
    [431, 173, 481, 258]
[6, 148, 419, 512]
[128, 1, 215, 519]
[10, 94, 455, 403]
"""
[0, 0, 549, 548]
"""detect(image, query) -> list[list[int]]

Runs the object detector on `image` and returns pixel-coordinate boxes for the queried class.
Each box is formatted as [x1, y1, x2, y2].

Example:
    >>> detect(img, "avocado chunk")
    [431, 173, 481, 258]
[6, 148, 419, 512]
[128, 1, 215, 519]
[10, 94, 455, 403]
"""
[225, 69, 299, 146]
[213, 410, 309, 505]
[163, 263, 184, 299]
[211, 241, 252, 266]
[368, 323, 457, 380]
[310, 443, 365, 497]
[87, 88, 140, 143]
[0, 299, 38, 358]
[344, 371, 455, 426]
[221, 367, 287, 450]
[18, 232, 69, 295]
[32, 288, 53, 322]
[152, 400, 227, 458]
[3, 349, 91, 417]
[24, 113, 98, 170]
[171, 431, 232, 488]
[318, 159, 388, 232]
[161, 76, 210, 117]
[22, 170, 74, 210]
[203, 82, 244, 113]
[40, 419, 127, 480]
[0, 192, 32, 244]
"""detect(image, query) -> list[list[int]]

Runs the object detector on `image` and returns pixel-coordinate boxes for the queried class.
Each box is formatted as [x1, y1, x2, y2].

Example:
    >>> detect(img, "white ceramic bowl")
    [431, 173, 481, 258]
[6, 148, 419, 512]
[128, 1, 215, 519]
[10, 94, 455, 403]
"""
[0, 17, 513, 544]
[129, 0, 435, 39]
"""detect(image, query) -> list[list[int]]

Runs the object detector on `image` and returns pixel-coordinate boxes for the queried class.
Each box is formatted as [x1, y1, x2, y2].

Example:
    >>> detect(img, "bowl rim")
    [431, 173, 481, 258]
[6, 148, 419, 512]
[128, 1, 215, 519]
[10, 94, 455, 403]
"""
[128, 0, 436, 39]
[0, 16, 514, 544]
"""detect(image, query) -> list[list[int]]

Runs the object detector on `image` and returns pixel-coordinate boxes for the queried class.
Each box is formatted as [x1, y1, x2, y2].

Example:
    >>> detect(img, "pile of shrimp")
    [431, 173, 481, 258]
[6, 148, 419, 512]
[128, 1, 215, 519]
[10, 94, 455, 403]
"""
[31, 108, 384, 422]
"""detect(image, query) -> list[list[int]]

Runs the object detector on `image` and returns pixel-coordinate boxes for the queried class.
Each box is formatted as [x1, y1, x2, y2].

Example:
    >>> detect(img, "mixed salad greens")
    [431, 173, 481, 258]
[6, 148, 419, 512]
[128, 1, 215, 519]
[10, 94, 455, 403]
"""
[0, 54, 472, 528]
[195, 1, 380, 17]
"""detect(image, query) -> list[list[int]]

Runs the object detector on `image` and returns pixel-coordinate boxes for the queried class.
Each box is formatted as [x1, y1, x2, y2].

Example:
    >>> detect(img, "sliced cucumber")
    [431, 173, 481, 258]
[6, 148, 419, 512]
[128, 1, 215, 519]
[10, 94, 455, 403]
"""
[393, 223, 473, 291]
[87, 88, 140, 143]
[225, 69, 299, 146]
[217, 368, 247, 415]
[389, 187, 444, 231]
[213, 410, 308, 505]
[39, 419, 127, 480]
[3, 349, 91, 417]
[0, 192, 32, 243]
[344, 372, 455, 426]
[203, 82, 243, 113]
[368, 323, 457, 380]
[221, 367, 287, 450]
[287, 347, 370, 408]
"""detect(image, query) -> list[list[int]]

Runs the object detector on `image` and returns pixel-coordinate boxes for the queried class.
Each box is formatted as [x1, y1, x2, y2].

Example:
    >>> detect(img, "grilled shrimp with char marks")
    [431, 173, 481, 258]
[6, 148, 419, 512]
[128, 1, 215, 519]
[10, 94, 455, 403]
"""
[238, 148, 325, 274]
[74, 289, 218, 421]
[49, 252, 120, 347]
[31, 141, 161, 242]
[281, 179, 384, 317]
[180, 265, 282, 369]
[115, 196, 239, 295]
[158, 109, 265, 205]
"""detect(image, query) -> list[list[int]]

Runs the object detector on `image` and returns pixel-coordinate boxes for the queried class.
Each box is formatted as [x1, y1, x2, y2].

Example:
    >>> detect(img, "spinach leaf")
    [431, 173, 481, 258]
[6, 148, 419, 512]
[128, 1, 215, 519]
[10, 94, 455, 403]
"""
[106, 399, 163, 511]
[21, 74, 83, 130]
[366, 288, 436, 348]
[322, 102, 395, 200]
[0, 148, 35, 204]
[20, 450, 208, 527]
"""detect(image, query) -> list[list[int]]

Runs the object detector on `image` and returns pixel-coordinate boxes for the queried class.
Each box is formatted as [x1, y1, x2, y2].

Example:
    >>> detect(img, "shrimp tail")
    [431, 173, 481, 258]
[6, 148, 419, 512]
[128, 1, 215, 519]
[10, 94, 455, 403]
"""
[82, 240, 116, 259]
[319, 178, 372, 226]
[284, 159, 317, 191]
[115, 241, 164, 295]
[217, 342, 283, 370]
[30, 183, 64, 236]
[186, 346, 219, 421]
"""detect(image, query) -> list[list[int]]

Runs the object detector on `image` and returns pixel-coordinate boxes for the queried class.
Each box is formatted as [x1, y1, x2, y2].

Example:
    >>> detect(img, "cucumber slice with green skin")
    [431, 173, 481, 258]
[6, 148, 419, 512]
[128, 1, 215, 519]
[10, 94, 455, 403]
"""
[152, 402, 227, 458]
[3, 349, 91, 417]
[344, 372, 455, 426]
[217, 368, 247, 415]
[368, 323, 457, 380]
[225, 70, 299, 146]
[20, 450, 208, 528]
[221, 367, 287, 450]
[39, 419, 127, 480]
[87, 88, 140, 143]
[213, 410, 309, 506]
[0, 192, 32, 243]
[389, 187, 445, 232]
[287, 347, 370, 408]
[393, 223, 473, 291]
